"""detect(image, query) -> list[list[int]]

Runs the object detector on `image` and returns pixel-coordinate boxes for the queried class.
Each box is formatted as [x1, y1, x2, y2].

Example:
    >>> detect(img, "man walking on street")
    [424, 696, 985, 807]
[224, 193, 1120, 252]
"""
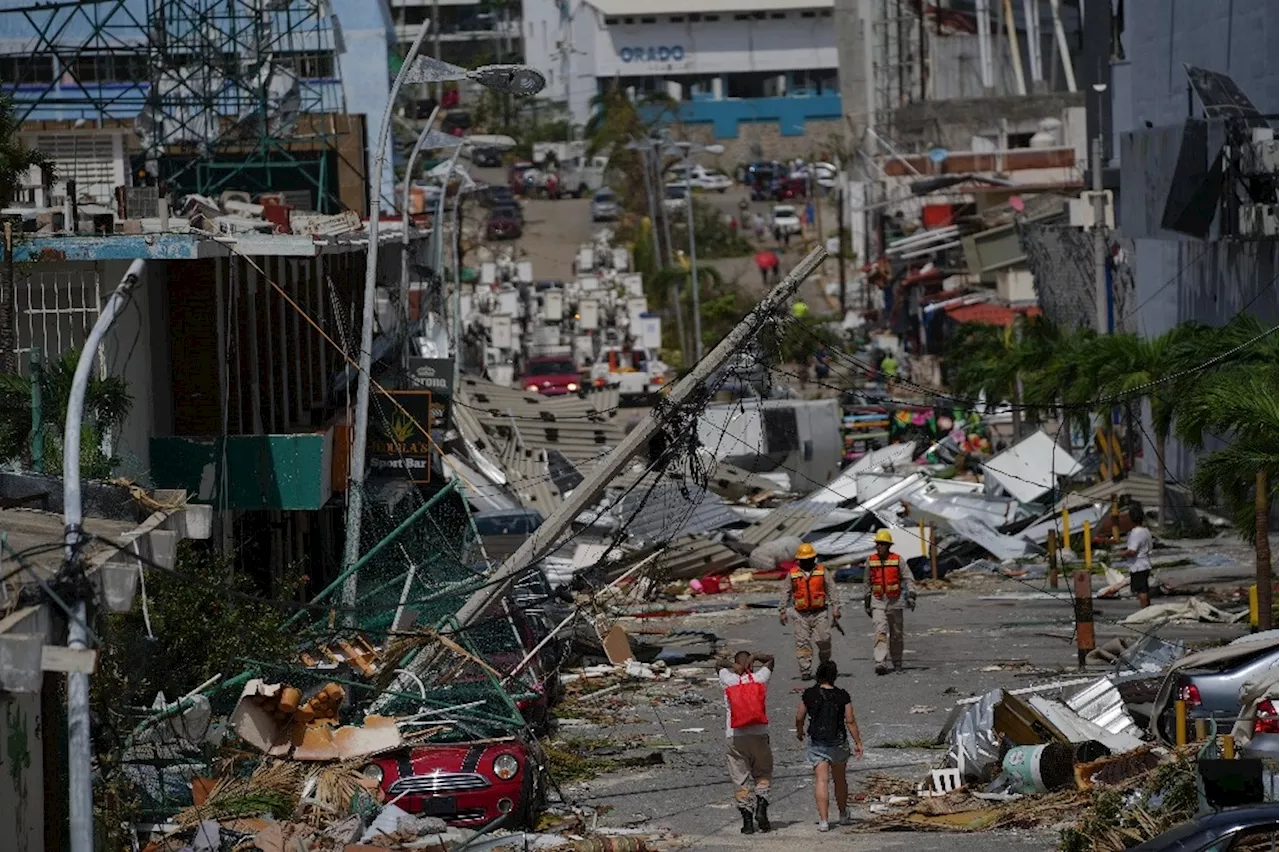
[1122, 505, 1154, 609]
[718, 650, 776, 834]
[863, 529, 916, 675]
[780, 543, 840, 680]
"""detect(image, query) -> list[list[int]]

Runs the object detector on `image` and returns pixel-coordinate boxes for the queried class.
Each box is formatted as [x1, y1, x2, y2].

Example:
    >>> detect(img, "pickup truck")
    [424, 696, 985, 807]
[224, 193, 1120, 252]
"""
[771, 204, 802, 237]
[555, 155, 610, 199]
[590, 347, 668, 404]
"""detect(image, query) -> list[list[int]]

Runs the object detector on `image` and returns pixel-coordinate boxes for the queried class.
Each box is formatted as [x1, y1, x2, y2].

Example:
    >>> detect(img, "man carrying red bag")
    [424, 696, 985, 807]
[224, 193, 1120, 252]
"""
[718, 650, 776, 834]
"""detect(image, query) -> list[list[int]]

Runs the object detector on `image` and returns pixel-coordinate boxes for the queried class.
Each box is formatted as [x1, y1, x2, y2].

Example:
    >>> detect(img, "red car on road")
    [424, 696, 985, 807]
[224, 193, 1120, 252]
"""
[519, 356, 582, 396]
[364, 736, 544, 827]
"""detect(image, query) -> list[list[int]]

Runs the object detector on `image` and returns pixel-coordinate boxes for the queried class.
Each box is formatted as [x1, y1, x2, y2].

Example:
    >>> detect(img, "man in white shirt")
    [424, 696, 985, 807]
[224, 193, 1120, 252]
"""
[717, 650, 775, 834]
[1123, 506, 1154, 608]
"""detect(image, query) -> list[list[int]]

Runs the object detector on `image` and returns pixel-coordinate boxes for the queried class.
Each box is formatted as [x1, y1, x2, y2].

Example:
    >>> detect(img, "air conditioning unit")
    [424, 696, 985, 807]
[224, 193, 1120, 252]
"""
[1238, 204, 1278, 238]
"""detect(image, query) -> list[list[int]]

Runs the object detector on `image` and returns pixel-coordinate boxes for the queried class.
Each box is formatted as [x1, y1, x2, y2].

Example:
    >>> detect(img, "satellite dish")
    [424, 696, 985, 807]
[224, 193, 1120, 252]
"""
[928, 147, 949, 164]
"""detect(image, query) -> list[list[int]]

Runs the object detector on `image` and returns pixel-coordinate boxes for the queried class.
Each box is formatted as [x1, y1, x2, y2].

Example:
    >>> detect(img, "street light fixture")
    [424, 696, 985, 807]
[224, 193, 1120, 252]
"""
[400, 107, 463, 346]
[344, 24, 545, 612]
[667, 139, 724, 363]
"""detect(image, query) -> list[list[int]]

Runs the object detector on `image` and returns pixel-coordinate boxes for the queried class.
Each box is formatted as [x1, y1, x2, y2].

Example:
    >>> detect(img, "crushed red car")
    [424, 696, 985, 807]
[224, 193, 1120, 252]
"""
[363, 736, 544, 827]
[519, 356, 582, 396]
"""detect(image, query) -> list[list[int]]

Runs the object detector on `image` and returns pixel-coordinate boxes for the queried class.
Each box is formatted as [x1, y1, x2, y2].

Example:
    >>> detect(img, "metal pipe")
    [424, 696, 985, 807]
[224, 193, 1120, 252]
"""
[30, 346, 43, 473]
[682, 145, 703, 361]
[63, 257, 145, 852]
[1023, 0, 1044, 87]
[975, 0, 994, 90]
[450, 175, 475, 387]
[1002, 0, 1027, 95]
[343, 19, 436, 614]
[1091, 135, 1108, 333]
[1047, 0, 1078, 92]
[401, 105, 443, 358]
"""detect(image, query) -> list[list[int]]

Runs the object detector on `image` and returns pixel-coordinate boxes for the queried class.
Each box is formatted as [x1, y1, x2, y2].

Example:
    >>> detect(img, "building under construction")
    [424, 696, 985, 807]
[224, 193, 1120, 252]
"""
[0, 0, 397, 212]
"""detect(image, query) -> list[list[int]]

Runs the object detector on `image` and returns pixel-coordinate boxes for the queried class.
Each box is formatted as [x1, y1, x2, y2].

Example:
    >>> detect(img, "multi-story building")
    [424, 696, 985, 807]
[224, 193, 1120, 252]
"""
[388, 0, 523, 68]
[0, 0, 396, 212]
[522, 0, 843, 160]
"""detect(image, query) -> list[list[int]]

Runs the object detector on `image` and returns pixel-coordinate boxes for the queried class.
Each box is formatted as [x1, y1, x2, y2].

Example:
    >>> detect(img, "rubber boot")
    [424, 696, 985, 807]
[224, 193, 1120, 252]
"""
[755, 797, 772, 832]
[739, 807, 756, 834]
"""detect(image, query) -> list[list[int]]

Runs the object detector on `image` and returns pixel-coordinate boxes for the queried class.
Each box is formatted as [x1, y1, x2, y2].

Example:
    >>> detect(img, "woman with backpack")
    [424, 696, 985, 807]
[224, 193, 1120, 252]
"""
[794, 660, 863, 831]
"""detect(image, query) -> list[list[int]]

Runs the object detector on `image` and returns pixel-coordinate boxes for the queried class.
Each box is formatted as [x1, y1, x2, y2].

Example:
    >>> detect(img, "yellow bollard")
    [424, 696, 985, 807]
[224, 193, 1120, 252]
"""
[919, 520, 927, 557]
[1250, 585, 1259, 628]
[1062, 507, 1072, 551]
[1084, 521, 1092, 569]
[1110, 495, 1120, 544]
[1194, 719, 1208, 742]
[1223, 735, 1236, 760]
[1175, 699, 1188, 746]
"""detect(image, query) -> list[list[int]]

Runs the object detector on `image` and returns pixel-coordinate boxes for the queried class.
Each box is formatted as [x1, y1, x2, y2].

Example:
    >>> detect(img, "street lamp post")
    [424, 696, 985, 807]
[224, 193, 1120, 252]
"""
[343, 45, 545, 612]
[400, 106, 456, 346]
[450, 172, 477, 387]
[671, 140, 724, 363]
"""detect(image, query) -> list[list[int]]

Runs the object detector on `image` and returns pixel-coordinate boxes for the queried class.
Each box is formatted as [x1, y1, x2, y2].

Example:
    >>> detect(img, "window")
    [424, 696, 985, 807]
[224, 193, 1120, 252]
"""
[704, 14, 719, 20]
[689, 13, 701, 20]
[771, 12, 786, 18]
[605, 16, 619, 24]
[763, 409, 800, 454]
[820, 9, 831, 15]
[0, 55, 54, 85]
[1226, 826, 1279, 851]
[801, 10, 816, 16]
[640, 15, 656, 22]
[623, 16, 634, 23]
[670, 15, 684, 21]
[734, 13, 751, 20]
[753, 11, 766, 18]
[1007, 131, 1036, 149]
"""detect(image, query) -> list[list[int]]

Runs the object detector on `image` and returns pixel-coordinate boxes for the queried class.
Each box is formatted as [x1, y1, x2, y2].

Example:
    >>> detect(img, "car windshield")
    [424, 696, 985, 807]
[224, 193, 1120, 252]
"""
[666, 186, 686, 198]
[774, 206, 796, 217]
[593, 190, 615, 202]
[527, 359, 575, 376]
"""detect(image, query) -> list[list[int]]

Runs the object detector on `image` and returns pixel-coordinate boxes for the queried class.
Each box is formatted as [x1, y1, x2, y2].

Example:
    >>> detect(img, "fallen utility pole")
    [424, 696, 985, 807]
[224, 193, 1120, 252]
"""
[372, 245, 827, 711]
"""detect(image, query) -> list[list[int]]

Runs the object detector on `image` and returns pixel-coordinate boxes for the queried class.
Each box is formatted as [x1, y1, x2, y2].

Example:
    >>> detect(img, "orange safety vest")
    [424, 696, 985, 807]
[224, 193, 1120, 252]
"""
[789, 564, 827, 612]
[868, 553, 902, 599]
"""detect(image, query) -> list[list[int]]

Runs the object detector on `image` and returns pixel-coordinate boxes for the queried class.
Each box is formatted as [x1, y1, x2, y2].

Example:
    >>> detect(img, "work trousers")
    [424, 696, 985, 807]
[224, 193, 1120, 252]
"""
[871, 598, 905, 669]
[726, 734, 773, 807]
[792, 608, 832, 676]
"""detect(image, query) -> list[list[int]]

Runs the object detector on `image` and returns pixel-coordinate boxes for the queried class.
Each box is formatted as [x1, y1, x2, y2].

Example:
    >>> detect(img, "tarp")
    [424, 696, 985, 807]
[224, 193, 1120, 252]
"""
[982, 430, 1081, 504]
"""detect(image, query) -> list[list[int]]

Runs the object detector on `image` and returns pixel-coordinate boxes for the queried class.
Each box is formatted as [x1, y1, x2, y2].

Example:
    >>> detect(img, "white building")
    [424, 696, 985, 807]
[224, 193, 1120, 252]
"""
[522, 0, 843, 151]
[388, 0, 522, 66]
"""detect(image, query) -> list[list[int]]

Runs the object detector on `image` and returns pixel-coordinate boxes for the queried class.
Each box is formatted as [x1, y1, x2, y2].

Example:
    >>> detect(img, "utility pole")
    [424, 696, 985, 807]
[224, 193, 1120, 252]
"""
[837, 189, 848, 315]
[371, 246, 829, 712]
[1091, 134, 1108, 334]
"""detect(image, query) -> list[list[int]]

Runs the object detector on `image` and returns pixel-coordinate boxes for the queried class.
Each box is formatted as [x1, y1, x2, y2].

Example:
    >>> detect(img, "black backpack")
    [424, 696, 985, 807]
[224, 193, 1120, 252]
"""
[808, 689, 844, 743]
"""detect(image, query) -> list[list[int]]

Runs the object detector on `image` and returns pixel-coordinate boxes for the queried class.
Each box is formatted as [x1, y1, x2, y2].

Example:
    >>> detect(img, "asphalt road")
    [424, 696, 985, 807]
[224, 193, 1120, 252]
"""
[552, 572, 1253, 851]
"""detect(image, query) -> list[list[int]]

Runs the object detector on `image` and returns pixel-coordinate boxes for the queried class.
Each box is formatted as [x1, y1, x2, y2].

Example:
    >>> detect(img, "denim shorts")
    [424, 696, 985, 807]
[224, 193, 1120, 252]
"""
[807, 741, 850, 766]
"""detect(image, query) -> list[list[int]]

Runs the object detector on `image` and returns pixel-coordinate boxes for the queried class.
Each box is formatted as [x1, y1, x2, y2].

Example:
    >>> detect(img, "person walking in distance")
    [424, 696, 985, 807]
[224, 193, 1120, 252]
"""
[795, 660, 863, 831]
[780, 543, 840, 680]
[718, 650, 776, 833]
[863, 529, 916, 675]
[1122, 505, 1154, 608]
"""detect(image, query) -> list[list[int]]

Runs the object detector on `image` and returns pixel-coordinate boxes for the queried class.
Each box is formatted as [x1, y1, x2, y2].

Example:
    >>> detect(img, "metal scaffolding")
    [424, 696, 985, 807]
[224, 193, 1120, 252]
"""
[1, 0, 348, 210]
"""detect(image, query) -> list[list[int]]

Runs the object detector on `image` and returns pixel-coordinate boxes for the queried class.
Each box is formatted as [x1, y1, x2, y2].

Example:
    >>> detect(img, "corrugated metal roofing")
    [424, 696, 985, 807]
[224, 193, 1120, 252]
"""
[945, 303, 1043, 327]
[442, 453, 518, 513]
[983, 430, 1082, 504]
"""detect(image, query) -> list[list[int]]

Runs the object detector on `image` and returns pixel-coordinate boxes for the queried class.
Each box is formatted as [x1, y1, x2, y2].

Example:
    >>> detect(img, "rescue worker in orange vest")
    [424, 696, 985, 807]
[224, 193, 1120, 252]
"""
[779, 543, 840, 680]
[863, 529, 916, 675]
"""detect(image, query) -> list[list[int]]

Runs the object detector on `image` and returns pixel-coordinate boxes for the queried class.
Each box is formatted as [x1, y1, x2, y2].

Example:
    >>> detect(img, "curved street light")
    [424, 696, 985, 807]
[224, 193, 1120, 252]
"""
[344, 29, 546, 611]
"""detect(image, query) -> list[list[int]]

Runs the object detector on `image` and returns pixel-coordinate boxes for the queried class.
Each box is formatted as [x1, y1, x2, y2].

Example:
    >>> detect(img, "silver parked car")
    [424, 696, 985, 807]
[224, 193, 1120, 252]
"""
[589, 188, 620, 222]
[1156, 634, 1279, 746]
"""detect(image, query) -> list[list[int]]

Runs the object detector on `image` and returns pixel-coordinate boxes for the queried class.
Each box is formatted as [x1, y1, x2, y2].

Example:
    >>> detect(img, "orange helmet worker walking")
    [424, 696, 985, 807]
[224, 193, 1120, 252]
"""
[862, 529, 917, 675]
[779, 542, 841, 680]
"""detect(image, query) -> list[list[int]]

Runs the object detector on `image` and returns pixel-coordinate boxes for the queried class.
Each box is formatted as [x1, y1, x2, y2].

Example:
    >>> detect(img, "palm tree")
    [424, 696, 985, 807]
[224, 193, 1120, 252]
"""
[0, 349, 133, 479]
[0, 93, 54, 373]
[1083, 323, 1212, 528]
[583, 85, 677, 214]
[1178, 357, 1277, 629]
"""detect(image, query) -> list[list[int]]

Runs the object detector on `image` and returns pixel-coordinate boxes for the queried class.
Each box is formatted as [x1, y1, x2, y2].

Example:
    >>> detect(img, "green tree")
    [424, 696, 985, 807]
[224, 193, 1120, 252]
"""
[583, 86, 677, 213]
[0, 348, 132, 479]
[1082, 323, 1212, 527]
[1178, 315, 1280, 629]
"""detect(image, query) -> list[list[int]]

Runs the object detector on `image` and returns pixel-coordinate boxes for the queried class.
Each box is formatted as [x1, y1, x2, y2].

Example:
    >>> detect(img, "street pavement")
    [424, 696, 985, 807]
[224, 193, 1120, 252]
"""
[552, 573, 1253, 850]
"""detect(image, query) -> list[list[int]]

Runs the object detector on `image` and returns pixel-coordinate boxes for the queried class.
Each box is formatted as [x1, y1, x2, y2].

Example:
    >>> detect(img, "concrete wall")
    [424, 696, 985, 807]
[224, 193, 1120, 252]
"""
[1109, 0, 1279, 484]
[0, 692, 44, 852]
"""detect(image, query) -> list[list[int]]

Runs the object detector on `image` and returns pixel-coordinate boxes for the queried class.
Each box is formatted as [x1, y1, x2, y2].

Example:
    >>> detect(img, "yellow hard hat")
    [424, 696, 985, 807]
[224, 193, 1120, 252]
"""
[874, 529, 894, 544]
[795, 542, 817, 560]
